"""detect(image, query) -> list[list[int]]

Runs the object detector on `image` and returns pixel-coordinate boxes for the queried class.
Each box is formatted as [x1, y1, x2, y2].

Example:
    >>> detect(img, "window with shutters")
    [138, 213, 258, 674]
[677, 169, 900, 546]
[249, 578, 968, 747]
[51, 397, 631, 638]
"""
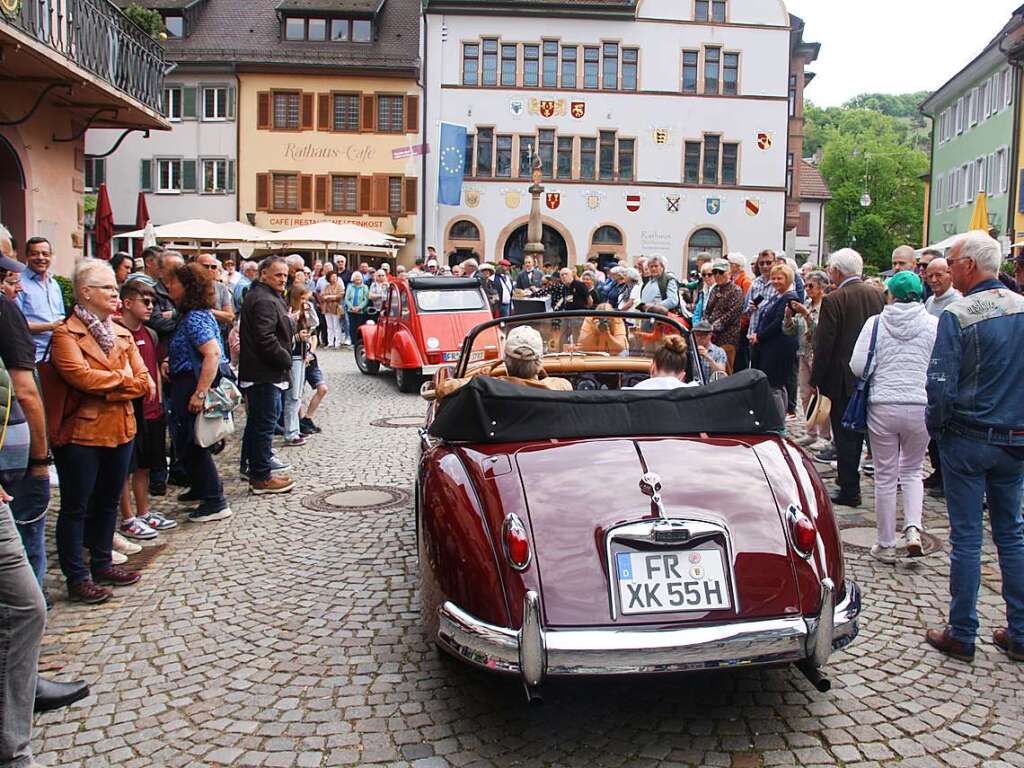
[933, 174, 943, 212]
[682, 51, 699, 94]
[388, 177, 403, 214]
[684, 142, 701, 183]
[524, 45, 539, 87]
[501, 45, 517, 87]
[561, 46, 577, 88]
[163, 87, 182, 120]
[997, 147, 1009, 194]
[84, 157, 105, 192]
[463, 43, 479, 86]
[201, 159, 228, 193]
[721, 143, 738, 185]
[331, 176, 358, 213]
[617, 138, 635, 181]
[703, 135, 720, 184]
[376, 95, 404, 133]
[332, 93, 360, 131]
[202, 87, 228, 121]
[496, 135, 513, 177]
[273, 92, 300, 130]
[580, 137, 596, 179]
[157, 159, 182, 193]
[556, 137, 573, 179]
[543, 41, 558, 87]
[704, 47, 721, 94]
[272, 173, 299, 211]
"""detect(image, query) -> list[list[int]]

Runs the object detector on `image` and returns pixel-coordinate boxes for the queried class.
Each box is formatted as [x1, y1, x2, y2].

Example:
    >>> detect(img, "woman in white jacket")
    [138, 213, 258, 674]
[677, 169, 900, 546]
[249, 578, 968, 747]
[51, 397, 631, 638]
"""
[849, 271, 938, 562]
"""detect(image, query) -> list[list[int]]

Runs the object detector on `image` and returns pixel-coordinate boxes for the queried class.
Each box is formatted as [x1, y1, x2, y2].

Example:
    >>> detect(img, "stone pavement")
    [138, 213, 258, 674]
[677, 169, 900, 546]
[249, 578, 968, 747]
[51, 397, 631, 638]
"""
[32, 349, 1024, 768]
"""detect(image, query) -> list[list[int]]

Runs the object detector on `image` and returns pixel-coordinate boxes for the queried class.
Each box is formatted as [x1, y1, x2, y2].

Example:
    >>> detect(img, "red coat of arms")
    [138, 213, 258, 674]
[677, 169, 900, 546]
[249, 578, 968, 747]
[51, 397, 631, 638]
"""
[756, 131, 773, 151]
[539, 100, 557, 118]
[625, 194, 640, 213]
[546, 192, 561, 210]
[745, 198, 761, 217]
[570, 101, 586, 119]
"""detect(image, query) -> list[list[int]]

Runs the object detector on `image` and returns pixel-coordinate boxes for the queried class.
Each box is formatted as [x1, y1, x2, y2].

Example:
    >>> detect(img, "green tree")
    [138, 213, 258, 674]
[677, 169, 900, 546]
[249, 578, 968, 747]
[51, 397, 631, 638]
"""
[121, 4, 164, 38]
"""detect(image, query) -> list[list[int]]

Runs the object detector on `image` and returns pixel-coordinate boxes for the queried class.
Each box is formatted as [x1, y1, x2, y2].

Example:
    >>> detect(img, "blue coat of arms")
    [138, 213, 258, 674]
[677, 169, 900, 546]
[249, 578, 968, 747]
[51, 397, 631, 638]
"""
[706, 198, 721, 216]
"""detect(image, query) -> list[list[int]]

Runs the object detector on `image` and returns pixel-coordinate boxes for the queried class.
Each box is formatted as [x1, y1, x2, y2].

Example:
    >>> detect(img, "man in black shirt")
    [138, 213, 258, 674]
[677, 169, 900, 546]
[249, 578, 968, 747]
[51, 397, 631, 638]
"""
[552, 267, 589, 311]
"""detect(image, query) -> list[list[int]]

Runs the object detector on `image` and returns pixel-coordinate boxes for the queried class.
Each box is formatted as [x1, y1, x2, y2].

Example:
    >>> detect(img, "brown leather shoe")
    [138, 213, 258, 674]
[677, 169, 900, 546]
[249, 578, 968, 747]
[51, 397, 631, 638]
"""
[925, 627, 975, 662]
[993, 628, 1024, 661]
[250, 475, 295, 495]
[68, 580, 112, 604]
[92, 566, 141, 587]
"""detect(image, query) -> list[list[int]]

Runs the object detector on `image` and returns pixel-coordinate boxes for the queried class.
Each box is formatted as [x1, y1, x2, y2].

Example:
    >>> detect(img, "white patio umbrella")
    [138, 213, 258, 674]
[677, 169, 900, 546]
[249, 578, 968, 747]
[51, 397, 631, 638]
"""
[119, 218, 229, 241]
[265, 221, 400, 248]
[141, 220, 157, 249]
[215, 221, 274, 242]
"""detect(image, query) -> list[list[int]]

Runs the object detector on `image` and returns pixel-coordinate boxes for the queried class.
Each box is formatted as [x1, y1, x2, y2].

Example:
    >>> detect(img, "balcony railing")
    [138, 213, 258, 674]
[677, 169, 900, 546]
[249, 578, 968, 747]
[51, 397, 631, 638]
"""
[2, 0, 166, 114]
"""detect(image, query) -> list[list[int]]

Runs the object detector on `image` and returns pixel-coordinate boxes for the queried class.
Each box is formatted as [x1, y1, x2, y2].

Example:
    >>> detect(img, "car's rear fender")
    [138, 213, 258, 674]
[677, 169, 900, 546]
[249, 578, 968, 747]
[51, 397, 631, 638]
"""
[388, 329, 424, 370]
[359, 322, 380, 359]
[419, 446, 512, 628]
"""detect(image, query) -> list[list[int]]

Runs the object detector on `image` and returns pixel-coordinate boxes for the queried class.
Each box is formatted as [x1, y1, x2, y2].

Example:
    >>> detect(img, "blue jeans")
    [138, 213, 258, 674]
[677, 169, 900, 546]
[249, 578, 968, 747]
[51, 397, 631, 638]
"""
[940, 432, 1024, 646]
[8, 473, 49, 587]
[54, 441, 133, 586]
[242, 382, 283, 482]
[170, 373, 226, 513]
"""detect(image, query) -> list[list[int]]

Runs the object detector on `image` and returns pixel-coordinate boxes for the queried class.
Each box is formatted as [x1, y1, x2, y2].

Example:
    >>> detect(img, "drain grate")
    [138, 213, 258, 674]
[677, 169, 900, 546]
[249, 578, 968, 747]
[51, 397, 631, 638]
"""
[302, 485, 411, 514]
[370, 415, 424, 429]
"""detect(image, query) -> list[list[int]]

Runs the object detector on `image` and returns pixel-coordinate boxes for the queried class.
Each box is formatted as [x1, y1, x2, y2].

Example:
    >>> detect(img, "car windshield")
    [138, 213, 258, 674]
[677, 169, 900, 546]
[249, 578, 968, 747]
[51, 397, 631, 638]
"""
[414, 288, 486, 312]
[455, 311, 700, 384]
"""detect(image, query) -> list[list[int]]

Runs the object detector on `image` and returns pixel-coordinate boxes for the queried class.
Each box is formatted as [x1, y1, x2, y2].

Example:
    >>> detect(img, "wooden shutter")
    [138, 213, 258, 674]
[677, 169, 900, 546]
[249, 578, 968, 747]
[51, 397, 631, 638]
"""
[299, 174, 314, 211]
[182, 86, 197, 119]
[226, 160, 235, 193]
[370, 174, 388, 215]
[317, 93, 331, 131]
[404, 177, 417, 215]
[300, 93, 315, 131]
[314, 175, 329, 212]
[256, 173, 270, 211]
[140, 159, 152, 191]
[257, 92, 271, 129]
[357, 176, 372, 213]
[361, 94, 376, 132]
[182, 160, 197, 191]
[404, 94, 419, 134]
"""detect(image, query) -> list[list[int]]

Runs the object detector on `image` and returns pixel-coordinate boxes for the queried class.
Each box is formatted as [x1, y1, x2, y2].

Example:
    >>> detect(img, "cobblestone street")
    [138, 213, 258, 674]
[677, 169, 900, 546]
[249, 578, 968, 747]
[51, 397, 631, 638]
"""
[33, 349, 1024, 768]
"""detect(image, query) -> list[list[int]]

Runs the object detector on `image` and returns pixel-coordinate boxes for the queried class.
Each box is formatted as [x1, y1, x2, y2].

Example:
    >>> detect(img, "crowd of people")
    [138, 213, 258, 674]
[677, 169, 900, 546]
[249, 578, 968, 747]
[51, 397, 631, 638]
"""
[2, 221, 1024, 766]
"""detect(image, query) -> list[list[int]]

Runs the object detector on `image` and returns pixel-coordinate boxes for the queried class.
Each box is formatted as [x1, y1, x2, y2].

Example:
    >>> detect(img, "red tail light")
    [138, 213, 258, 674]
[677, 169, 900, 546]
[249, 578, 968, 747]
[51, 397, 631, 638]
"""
[502, 513, 531, 570]
[789, 507, 816, 557]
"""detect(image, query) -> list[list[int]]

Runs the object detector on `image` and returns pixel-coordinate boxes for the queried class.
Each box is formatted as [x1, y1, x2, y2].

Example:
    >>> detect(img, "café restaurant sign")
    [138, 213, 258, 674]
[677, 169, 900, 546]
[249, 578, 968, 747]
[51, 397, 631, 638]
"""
[266, 215, 388, 230]
[283, 142, 377, 163]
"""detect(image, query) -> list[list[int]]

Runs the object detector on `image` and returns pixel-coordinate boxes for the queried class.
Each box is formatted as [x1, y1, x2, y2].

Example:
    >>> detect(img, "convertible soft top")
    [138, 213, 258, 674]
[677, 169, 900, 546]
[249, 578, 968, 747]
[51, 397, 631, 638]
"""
[429, 369, 785, 442]
[407, 277, 482, 290]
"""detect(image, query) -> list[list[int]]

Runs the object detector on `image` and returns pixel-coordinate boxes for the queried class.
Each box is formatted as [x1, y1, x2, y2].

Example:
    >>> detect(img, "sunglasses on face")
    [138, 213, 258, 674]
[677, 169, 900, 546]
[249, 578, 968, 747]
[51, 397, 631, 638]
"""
[202, 263, 219, 271]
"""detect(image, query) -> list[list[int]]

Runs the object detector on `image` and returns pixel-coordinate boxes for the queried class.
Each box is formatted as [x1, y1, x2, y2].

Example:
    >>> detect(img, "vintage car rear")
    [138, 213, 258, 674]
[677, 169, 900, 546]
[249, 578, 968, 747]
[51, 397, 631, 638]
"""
[417, 312, 860, 697]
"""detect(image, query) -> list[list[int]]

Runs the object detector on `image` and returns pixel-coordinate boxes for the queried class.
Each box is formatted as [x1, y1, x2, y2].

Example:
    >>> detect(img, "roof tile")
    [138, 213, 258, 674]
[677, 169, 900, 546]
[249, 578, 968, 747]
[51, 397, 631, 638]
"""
[800, 161, 831, 201]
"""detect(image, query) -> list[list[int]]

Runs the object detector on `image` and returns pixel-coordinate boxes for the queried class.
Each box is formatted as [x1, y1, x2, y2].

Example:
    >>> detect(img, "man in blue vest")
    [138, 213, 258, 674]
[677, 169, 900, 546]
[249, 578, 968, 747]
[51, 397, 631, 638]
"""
[925, 229, 1024, 663]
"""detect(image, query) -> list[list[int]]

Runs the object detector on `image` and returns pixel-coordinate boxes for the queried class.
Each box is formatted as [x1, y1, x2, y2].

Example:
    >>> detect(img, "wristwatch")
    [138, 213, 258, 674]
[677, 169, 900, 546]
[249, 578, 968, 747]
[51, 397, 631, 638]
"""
[28, 454, 54, 467]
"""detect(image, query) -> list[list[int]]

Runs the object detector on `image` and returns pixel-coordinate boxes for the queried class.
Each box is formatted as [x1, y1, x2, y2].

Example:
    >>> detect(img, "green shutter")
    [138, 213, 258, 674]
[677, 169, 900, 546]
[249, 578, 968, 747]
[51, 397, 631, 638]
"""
[182, 86, 197, 119]
[182, 159, 197, 191]
[226, 87, 236, 120]
[227, 160, 235, 193]
[140, 159, 152, 191]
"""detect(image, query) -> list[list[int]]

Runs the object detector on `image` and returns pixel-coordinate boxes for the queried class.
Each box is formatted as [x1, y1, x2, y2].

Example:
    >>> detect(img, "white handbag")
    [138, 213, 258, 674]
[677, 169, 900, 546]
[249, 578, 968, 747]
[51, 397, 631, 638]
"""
[194, 377, 242, 448]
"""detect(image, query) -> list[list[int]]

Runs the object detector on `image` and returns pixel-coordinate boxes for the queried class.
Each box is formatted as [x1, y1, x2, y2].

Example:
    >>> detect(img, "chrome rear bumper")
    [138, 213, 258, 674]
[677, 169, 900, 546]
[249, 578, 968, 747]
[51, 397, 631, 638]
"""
[437, 579, 860, 687]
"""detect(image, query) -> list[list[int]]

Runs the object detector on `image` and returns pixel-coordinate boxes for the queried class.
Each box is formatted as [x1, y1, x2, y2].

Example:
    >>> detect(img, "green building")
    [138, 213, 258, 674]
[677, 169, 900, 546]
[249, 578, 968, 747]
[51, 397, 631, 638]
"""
[921, 35, 1017, 247]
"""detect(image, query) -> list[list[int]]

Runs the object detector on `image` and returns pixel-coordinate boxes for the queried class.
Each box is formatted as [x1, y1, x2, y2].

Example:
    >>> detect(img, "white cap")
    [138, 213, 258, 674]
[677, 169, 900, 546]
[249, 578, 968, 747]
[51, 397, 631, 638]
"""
[504, 326, 544, 361]
[726, 252, 748, 268]
[426, 259, 438, 267]
[479, 262, 495, 273]
[625, 268, 641, 282]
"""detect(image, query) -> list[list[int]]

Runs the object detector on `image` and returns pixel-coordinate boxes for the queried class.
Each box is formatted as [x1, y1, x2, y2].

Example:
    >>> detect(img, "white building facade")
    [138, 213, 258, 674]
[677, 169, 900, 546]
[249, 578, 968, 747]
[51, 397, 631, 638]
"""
[423, 0, 798, 274]
[85, 69, 238, 249]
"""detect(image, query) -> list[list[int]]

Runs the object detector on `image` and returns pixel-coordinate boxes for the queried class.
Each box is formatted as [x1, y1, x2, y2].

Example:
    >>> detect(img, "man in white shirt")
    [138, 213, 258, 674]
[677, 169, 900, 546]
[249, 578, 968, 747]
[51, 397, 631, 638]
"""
[923, 258, 962, 317]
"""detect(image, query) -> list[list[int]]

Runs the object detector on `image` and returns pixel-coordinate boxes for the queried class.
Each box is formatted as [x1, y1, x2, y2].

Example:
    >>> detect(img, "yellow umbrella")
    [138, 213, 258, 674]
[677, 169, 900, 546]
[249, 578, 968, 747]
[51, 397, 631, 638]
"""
[970, 193, 990, 231]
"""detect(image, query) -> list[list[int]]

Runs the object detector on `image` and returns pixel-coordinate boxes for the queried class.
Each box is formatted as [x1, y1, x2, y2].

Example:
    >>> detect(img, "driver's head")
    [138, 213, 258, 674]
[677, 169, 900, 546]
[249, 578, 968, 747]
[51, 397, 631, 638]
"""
[559, 267, 574, 285]
[651, 334, 688, 381]
[504, 326, 545, 379]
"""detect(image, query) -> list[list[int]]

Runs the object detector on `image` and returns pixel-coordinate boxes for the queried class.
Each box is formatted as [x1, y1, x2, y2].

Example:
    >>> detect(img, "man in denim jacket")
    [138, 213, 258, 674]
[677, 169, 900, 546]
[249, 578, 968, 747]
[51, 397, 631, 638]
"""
[925, 229, 1024, 663]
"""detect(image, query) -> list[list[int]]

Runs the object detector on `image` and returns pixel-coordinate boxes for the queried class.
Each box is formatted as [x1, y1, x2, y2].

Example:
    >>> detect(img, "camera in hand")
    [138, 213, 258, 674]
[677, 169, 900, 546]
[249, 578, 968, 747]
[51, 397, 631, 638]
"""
[598, 318, 610, 331]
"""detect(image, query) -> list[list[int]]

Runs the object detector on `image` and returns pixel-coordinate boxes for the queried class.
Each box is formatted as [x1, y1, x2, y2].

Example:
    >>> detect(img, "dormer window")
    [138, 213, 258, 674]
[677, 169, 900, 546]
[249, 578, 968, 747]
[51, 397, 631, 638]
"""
[282, 15, 372, 42]
[163, 14, 184, 38]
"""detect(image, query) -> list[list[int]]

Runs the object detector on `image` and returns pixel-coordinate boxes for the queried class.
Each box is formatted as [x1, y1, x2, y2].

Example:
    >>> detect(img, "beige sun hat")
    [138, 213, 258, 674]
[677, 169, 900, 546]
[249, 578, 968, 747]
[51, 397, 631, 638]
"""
[804, 390, 832, 431]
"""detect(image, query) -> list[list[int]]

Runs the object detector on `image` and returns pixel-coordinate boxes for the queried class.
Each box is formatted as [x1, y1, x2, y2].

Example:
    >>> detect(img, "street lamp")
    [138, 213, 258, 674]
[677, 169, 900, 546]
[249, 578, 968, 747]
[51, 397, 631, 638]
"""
[859, 190, 872, 208]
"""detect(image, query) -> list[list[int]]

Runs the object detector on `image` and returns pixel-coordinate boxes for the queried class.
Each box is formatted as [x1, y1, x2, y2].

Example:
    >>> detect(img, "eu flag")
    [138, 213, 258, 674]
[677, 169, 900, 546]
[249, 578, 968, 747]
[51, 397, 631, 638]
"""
[438, 122, 468, 206]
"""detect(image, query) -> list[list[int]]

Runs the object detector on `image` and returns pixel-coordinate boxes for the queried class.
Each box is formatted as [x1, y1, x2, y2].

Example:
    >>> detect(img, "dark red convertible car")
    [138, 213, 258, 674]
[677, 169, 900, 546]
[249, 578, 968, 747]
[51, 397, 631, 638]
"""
[416, 311, 860, 698]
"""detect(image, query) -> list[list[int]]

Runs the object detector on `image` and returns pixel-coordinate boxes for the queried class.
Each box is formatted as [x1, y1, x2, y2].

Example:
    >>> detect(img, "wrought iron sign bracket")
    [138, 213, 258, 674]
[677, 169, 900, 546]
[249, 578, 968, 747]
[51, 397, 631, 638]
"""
[90, 128, 150, 159]
[0, 82, 72, 127]
[52, 108, 118, 143]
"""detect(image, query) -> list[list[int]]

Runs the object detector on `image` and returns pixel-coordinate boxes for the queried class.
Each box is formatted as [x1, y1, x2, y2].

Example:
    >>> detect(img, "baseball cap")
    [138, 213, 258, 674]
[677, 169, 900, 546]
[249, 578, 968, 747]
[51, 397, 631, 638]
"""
[426, 259, 438, 268]
[479, 262, 495, 273]
[504, 326, 544, 362]
[0, 254, 25, 273]
[711, 259, 730, 273]
[692, 319, 713, 333]
[886, 270, 923, 301]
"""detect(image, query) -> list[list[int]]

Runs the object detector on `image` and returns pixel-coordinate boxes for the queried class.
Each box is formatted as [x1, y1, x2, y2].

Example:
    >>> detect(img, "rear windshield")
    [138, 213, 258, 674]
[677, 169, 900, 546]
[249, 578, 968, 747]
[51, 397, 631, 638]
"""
[414, 288, 485, 312]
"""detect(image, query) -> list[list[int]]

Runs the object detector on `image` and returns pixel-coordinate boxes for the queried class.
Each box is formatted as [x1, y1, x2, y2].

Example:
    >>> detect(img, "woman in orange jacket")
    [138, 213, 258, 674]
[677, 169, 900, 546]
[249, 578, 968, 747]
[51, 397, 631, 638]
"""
[50, 259, 151, 605]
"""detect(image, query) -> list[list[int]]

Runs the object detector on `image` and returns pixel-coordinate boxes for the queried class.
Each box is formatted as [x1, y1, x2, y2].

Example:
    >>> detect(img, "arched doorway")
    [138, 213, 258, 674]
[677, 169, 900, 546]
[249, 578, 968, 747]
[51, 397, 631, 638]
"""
[589, 225, 625, 272]
[687, 227, 724, 273]
[503, 224, 567, 268]
[0, 135, 26, 251]
[446, 218, 482, 266]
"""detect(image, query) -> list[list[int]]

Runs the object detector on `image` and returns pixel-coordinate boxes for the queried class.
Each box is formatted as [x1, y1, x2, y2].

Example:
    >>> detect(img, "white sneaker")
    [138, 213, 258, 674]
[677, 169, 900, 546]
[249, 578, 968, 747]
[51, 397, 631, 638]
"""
[870, 544, 897, 564]
[111, 549, 128, 565]
[112, 532, 142, 555]
[905, 526, 923, 557]
[49, 465, 59, 487]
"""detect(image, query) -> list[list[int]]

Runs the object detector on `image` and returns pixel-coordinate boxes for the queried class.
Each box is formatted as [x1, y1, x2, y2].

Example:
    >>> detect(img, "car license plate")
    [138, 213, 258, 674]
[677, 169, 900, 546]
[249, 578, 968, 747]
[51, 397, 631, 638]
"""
[615, 549, 730, 615]
[443, 351, 461, 362]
